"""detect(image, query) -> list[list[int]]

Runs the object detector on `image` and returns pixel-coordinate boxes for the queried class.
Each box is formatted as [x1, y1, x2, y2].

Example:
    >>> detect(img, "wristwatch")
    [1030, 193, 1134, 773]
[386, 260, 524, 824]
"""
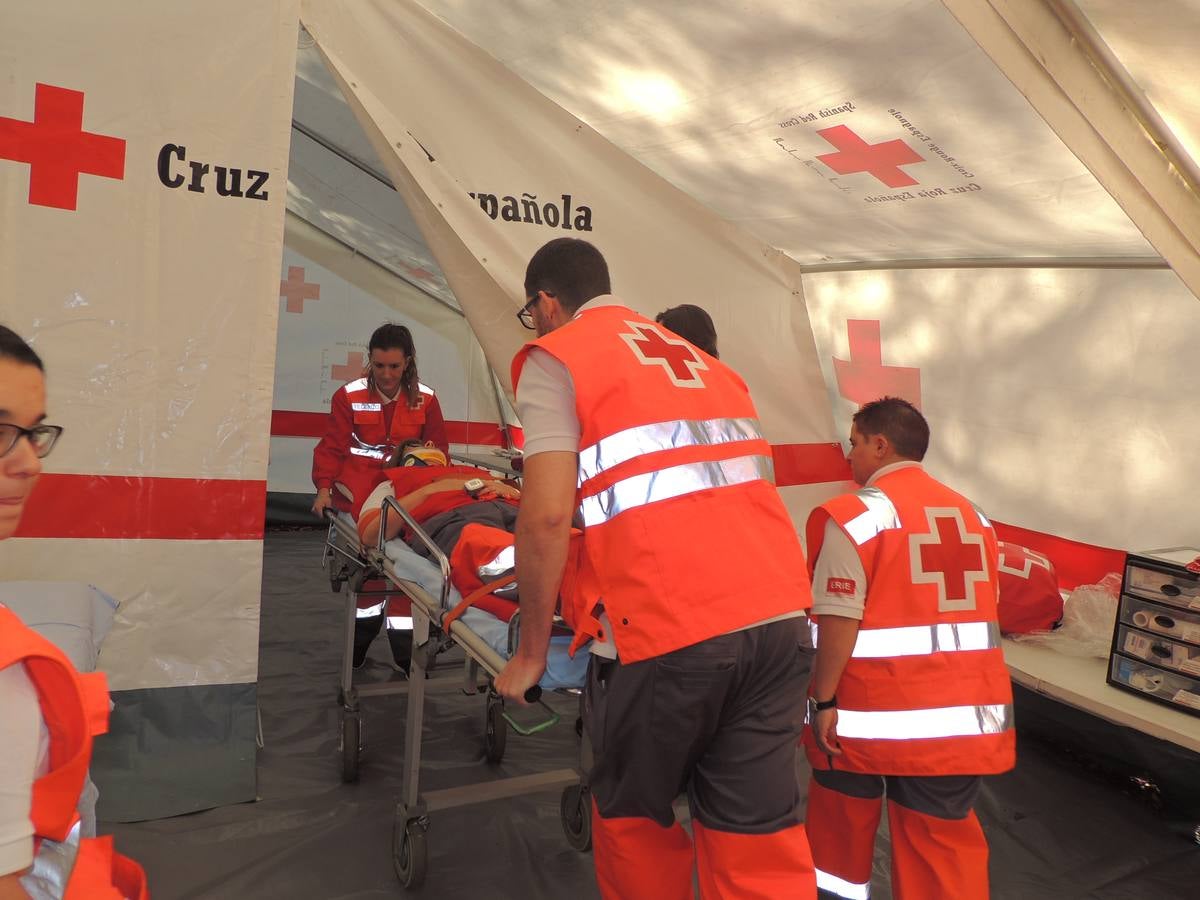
[808, 695, 837, 719]
[463, 478, 486, 498]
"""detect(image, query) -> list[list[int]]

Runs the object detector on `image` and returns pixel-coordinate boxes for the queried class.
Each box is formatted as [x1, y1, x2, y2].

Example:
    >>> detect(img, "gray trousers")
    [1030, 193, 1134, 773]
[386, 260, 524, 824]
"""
[584, 617, 809, 833]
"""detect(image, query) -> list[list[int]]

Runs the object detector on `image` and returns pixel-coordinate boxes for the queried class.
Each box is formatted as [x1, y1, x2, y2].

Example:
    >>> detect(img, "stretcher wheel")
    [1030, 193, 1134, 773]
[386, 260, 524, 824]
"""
[560, 783, 592, 852]
[484, 696, 507, 763]
[393, 816, 428, 889]
[340, 710, 360, 783]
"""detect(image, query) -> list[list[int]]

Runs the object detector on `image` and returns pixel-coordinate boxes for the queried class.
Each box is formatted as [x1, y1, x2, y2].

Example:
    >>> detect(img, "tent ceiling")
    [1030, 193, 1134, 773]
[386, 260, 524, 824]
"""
[1078, 0, 1200, 176]
[407, 0, 1187, 268]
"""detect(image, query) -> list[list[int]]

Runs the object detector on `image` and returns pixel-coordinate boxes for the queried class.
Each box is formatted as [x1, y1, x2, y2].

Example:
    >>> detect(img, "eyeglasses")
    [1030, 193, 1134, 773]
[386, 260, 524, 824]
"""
[0, 424, 64, 459]
[516, 292, 541, 330]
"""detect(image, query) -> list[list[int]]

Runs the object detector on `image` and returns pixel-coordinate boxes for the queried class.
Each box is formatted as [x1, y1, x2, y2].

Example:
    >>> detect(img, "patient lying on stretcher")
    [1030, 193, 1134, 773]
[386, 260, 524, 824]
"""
[348, 442, 524, 600]
[355, 444, 521, 561]
[346, 443, 588, 689]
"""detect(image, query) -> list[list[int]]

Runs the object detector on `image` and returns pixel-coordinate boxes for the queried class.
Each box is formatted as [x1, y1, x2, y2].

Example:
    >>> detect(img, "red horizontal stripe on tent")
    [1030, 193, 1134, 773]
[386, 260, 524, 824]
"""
[444, 420, 506, 446]
[270, 410, 326, 437]
[270, 410, 506, 446]
[992, 520, 1125, 591]
[772, 443, 851, 487]
[14, 474, 265, 540]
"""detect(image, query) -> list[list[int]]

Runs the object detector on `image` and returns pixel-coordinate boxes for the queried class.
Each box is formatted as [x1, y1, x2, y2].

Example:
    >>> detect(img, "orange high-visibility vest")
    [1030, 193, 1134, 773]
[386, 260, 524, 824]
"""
[803, 465, 1016, 776]
[512, 305, 812, 663]
[343, 377, 434, 463]
[0, 605, 148, 899]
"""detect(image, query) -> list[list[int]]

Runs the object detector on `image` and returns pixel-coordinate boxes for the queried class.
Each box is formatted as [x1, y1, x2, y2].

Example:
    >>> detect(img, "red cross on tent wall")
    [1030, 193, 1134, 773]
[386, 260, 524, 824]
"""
[618, 321, 708, 388]
[910, 508, 990, 612]
[330, 352, 365, 383]
[280, 266, 320, 313]
[833, 320, 922, 409]
[816, 125, 924, 188]
[0, 83, 126, 210]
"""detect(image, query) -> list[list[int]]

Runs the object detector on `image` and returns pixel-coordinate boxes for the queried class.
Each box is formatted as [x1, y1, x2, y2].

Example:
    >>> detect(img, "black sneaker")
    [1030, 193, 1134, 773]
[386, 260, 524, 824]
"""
[352, 615, 382, 669]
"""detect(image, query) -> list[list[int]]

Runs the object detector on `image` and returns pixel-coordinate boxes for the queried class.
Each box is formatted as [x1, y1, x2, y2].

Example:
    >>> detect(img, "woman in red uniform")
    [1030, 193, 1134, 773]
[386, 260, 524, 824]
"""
[311, 323, 449, 517]
[310, 323, 448, 673]
[0, 324, 147, 899]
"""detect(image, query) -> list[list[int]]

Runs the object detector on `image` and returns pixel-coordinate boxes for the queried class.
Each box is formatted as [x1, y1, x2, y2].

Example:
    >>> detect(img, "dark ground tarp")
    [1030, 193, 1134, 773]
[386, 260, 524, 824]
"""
[106, 530, 1199, 899]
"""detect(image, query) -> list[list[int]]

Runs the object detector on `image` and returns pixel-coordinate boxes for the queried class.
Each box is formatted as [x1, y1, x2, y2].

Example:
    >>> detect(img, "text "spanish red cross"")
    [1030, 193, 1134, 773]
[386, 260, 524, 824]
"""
[816, 125, 923, 188]
[0, 83, 126, 210]
[619, 323, 708, 388]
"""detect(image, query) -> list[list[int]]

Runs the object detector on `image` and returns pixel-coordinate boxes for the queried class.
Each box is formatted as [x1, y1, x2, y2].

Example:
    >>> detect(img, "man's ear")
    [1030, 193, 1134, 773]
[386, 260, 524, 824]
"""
[541, 291, 565, 324]
[871, 432, 891, 459]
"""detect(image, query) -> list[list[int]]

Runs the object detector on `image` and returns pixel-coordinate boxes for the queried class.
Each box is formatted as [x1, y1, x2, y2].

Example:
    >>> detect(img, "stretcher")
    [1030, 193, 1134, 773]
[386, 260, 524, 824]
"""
[322, 497, 592, 889]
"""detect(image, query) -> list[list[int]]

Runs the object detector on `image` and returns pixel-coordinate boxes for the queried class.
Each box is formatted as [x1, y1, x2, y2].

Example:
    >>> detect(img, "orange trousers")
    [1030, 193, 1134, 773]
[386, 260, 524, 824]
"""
[807, 775, 989, 899]
[591, 801, 815, 899]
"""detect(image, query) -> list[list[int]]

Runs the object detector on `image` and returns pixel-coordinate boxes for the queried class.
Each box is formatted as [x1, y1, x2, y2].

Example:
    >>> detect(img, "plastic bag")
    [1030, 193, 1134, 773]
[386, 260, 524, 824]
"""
[1010, 572, 1121, 658]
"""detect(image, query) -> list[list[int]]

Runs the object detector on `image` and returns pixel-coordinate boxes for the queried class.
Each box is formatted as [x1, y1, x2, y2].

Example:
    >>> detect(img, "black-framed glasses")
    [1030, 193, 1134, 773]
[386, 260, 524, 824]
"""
[0, 424, 64, 459]
[516, 292, 541, 330]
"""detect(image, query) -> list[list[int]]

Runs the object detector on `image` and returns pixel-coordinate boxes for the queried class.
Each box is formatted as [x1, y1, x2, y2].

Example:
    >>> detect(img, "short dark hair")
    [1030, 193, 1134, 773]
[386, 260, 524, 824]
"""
[0, 325, 43, 371]
[523, 238, 611, 312]
[367, 323, 420, 407]
[853, 397, 929, 461]
[655, 304, 718, 358]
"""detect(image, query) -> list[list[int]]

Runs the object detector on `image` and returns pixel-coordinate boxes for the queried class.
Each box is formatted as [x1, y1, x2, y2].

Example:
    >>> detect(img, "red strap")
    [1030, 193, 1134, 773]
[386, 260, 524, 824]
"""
[77, 672, 111, 736]
[443, 578, 514, 630]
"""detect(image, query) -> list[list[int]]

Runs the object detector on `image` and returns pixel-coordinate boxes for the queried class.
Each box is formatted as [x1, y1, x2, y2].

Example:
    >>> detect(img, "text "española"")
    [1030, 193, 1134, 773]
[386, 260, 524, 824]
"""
[468, 191, 593, 231]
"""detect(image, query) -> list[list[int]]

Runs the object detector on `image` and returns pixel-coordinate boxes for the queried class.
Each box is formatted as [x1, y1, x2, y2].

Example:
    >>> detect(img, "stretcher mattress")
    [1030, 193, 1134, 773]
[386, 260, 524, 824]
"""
[382, 538, 590, 691]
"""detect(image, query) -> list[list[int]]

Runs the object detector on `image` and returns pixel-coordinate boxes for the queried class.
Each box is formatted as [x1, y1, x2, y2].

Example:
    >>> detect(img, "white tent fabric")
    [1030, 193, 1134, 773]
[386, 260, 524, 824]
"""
[300, 0, 850, 526]
[268, 213, 507, 500]
[297, 0, 1200, 581]
[2, 1, 299, 817]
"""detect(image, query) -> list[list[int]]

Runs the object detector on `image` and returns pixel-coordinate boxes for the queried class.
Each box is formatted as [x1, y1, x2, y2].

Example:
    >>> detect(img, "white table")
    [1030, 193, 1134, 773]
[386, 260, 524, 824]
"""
[1003, 638, 1200, 754]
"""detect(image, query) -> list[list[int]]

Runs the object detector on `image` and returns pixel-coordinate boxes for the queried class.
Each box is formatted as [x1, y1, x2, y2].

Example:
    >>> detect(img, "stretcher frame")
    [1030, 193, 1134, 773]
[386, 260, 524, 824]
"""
[322, 497, 592, 889]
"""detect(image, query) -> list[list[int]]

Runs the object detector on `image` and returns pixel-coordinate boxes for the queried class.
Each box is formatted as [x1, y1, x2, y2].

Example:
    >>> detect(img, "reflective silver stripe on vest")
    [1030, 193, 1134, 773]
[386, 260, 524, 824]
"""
[350, 446, 386, 459]
[356, 602, 385, 618]
[386, 616, 414, 630]
[22, 819, 80, 899]
[579, 453, 774, 527]
[419, 382, 434, 396]
[836, 703, 1013, 740]
[851, 621, 1001, 658]
[346, 377, 369, 391]
[351, 402, 381, 412]
[972, 502, 992, 528]
[815, 869, 871, 900]
[478, 545, 516, 580]
[843, 487, 901, 545]
[577, 417, 764, 486]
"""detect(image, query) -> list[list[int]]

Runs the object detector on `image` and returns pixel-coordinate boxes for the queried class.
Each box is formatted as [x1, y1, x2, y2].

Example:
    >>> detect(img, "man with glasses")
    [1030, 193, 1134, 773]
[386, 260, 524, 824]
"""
[496, 239, 818, 899]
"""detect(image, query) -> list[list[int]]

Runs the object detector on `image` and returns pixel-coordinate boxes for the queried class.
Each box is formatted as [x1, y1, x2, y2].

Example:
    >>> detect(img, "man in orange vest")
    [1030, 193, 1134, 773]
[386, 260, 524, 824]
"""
[0, 325, 147, 899]
[803, 397, 1015, 900]
[495, 239, 817, 899]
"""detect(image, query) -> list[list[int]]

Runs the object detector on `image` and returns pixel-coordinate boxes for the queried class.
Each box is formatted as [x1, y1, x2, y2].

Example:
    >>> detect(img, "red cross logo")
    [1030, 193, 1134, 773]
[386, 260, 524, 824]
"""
[280, 266, 321, 314]
[816, 125, 923, 188]
[910, 508, 989, 612]
[997, 543, 1051, 580]
[399, 261, 436, 281]
[0, 83, 126, 210]
[833, 320, 922, 409]
[618, 321, 708, 388]
[331, 351, 365, 383]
